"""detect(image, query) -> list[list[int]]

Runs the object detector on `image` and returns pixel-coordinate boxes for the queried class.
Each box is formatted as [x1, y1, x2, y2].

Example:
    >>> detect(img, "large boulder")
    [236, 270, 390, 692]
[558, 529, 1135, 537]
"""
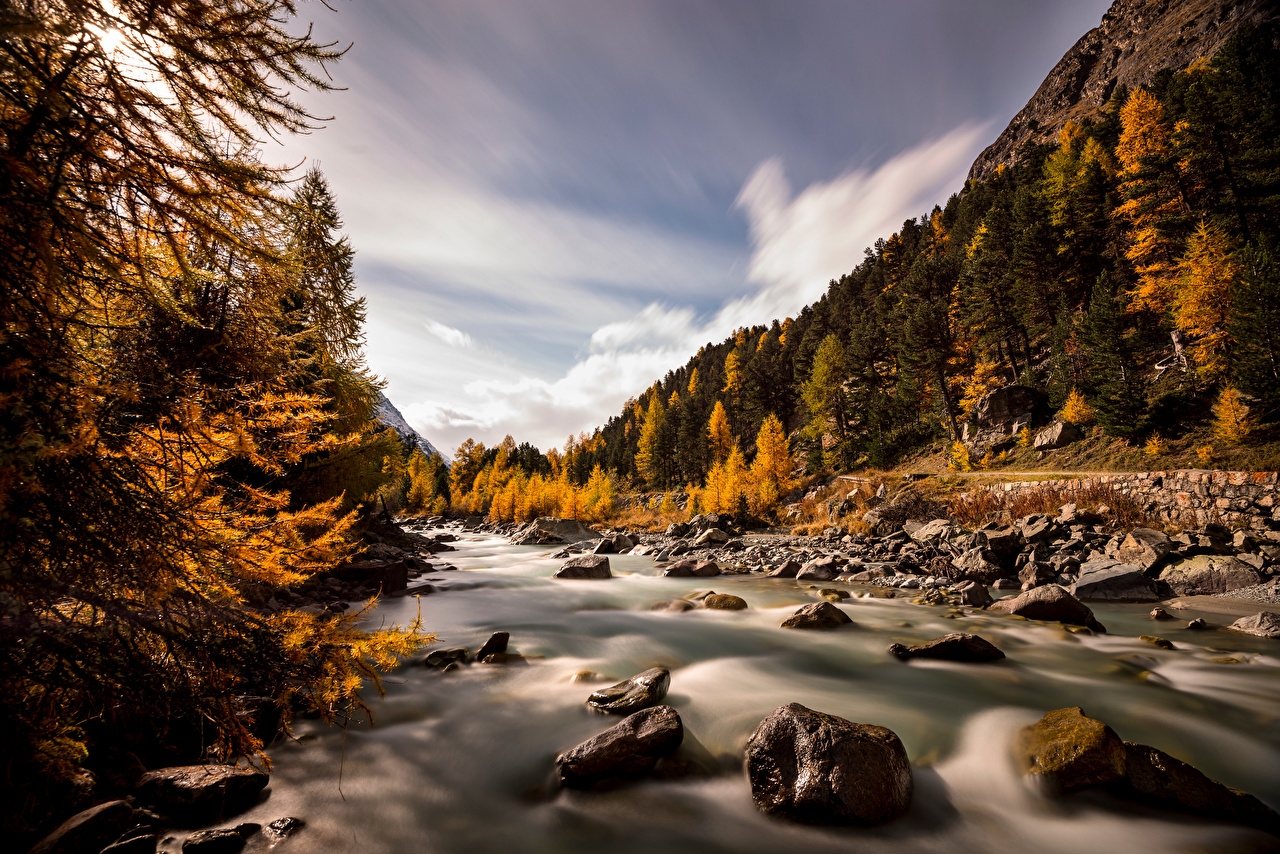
[970, 384, 1042, 431]
[663, 558, 720, 578]
[556, 705, 684, 789]
[1116, 528, 1174, 572]
[1072, 559, 1161, 602]
[29, 800, 140, 854]
[796, 555, 842, 581]
[1227, 611, 1280, 639]
[1158, 555, 1264, 596]
[988, 584, 1106, 632]
[955, 580, 993, 608]
[554, 555, 612, 579]
[780, 601, 853, 630]
[134, 765, 268, 825]
[703, 593, 748, 611]
[887, 632, 1005, 663]
[745, 703, 912, 825]
[1015, 707, 1126, 793]
[693, 528, 730, 546]
[1123, 742, 1280, 836]
[511, 517, 602, 546]
[765, 559, 801, 578]
[586, 667, 671, 714]
[909, 519, 959, 544]
[949, 548, 1006, 584]
[1034, 420, 1083, 451]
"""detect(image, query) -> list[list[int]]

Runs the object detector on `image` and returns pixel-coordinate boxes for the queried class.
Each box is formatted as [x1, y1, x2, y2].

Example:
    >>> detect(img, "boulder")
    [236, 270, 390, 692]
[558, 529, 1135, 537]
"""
[796, 556, 842, 581]
[586, 667, 671, 714]
[846, 566, 893, 583]
[29, 800, 139, 854]
[1158, 555, 1264, 596]
[592, 537, 615, 554]
[554, 555, 612, 579]
[511, 517, 602, 545]
[909, 518, 958, 544]
[1122, 742, 1280, 836]
[474, 632, 509, 661]
[665, 522, 690, 538]
[1018, 514, 1059, 543]
[1018, 562, 1056, 589]
[980, 526, 1024, 567]
[1034, 420, 1083, 451]
[745, 703, 912, 825]
[1072, 559, 1160, 602]
[969, 385, 1042, 432]
[703, 593, 748, 611]
[1227, 611, 1280, 639]
[955, 580, 993, 608]
[663, 558, 720, 578]
[765, 559, 801, 578]
[134, 765, 268, 825]
[781, 602, 853, 630]
[693, 528, 730, 546]
[1015, 707, 1126, 793]
[1116, 528, 1174, 572]
[988, 584, 1106, 632]
[950, 548, 1005, 584]
[556, 705, 684, 789]
[424, 647, 469, 668]
[887, 632, 1005, 663]
[182, 827, 253, 854]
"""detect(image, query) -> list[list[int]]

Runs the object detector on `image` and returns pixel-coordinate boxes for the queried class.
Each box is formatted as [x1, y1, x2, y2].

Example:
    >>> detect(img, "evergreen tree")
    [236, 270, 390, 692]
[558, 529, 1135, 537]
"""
[1229, 241, 1280, 411]
[1080, 275, 1147, 435]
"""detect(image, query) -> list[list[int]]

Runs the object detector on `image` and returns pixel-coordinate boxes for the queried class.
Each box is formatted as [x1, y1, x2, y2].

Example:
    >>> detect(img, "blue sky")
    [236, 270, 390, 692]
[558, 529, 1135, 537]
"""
[279, 0, 1113, 453]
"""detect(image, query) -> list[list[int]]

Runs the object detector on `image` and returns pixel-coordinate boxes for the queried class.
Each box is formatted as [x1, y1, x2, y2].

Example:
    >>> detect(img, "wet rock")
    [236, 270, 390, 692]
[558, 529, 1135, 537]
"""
[955, 580, 993, 607]
[586, 667, 671, 714]
[703, 593, 748, 611]
[1116, 528, 1173, 572]
[1158, 555, 1264, 596]
[554, 555, 612, 579]
[1150, 608, 1172, 620]
[1140, 635, 1175, 649]
[424, 647, 469, 668]
[479, 652, 529, 665]
[818, 588, 850, 602]
[475, 632, 509, 661]
[264, 817, 305, 840]
[765, 559, 801, 578]
[1015, 707, 1126, 793]
[1227, 611, 1280, 639]
[134, 765, 268, 825]
[796, 556, 841, 581]
[1187, 618, 1207, 631]
[1034, 420, 1082, 451]
[1072, 559, 1160, 601]
[663, 559, 720, 578]
[745, 703, 912, 825]
[988, 584, 1106, 632]
[1122, 742, 1280, 836]
[28, 800, 139, 854]
[511, 517, 601, 545]
[780, 601, 853, 630]
[693, 528, 730, 546]
[950, 548, 1005, 584]
[887, 632, 1005, 663]
[182, 825, 257, 854]
[556, 705, 684, 789]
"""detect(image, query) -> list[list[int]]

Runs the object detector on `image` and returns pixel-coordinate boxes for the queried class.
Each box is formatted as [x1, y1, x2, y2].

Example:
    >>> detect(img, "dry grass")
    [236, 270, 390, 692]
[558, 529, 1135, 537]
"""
[949, 482, 1156, 529]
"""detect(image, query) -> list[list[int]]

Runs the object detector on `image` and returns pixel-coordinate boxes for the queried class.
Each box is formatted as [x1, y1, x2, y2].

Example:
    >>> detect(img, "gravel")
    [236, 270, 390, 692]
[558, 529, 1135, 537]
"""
[1212, 582, 1280, 604]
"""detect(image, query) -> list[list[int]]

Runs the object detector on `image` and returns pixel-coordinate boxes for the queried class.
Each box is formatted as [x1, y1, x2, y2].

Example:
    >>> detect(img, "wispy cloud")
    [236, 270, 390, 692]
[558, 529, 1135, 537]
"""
[423, 319, 473, 348]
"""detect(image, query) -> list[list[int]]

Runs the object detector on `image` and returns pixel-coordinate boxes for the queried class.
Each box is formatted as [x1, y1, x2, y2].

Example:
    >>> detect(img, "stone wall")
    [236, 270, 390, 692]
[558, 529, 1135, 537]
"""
[979, 470, 1280, 533]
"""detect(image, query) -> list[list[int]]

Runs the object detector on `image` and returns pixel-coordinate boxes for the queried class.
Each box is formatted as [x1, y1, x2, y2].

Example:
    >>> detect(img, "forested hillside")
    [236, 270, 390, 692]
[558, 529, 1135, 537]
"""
[443, 23, 1280, 521]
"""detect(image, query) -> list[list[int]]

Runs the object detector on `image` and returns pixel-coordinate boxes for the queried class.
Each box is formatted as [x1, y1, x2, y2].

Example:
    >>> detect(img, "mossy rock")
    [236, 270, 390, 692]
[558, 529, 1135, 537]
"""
[1015, 707, 1125, 793]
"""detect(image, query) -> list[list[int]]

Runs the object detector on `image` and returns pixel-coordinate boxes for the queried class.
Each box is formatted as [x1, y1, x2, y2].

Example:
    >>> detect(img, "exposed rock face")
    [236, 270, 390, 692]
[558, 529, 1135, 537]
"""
[556, 705, 684, 789]
[745, 703, 912, 825]
[1228, 611, 1280, 639]
[780, 601, 853, 630]
[963, 385, 1044, 452]
[988, 584, 1107, 632]
[554, 555, 612, 579]
[1158, 555, 1264, 595]
[134, 765, 268, 825]
[29, 800, 139, 854]
[887, 632, 1005, 663]
[969, 0, 1280, 182]
[512, 517, 602, 546]
[1072, 559, 1160, 601]
[703, 593, 748, 611]
[587, 667, 671, 714]
[1016, 707, 1127, 793]
[1035, 420, 1083, 451]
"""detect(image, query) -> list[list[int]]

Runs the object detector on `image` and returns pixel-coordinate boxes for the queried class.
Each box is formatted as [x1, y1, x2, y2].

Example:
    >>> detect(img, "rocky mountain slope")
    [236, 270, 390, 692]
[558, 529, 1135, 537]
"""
[969, 0, 1279, 182]
[374, 392, 449, 462]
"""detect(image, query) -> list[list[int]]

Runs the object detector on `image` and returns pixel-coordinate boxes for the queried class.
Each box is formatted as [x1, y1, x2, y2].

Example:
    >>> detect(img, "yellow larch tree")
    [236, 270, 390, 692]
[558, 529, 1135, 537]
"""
[1173, 221, 1239, 379]
[635, 389, 665, 487]
[708, 400, 733, 465]
[749, 414, 795, 514]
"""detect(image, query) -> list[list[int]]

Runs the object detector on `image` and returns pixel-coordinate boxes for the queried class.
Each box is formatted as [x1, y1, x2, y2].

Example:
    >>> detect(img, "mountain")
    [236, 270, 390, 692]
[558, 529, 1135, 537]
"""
[968, 0, 1279, 182]
[373, 392, 449, 463]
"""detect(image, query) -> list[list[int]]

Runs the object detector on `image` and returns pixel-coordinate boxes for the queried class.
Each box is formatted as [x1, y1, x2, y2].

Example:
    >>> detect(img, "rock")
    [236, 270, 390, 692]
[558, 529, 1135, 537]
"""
[663, 558, 720, 578]
[988, 584, 1106, 632]
[556, 705, 684, 789]
[1072, 559, 1160, 601]
[693, 528, 730, 546]
[969, 385, 1042, 433]
[992, 578, 1020, 590]
[591, 537, 615, 554]
[586, 667, 671, 714]
[1015, 707, 1126, 793]
[134, 765, 268, 825]
[745, 703, 912, 825]
[1187, 618, 1207, 630]
[908, 518, 960, 544]
[955, 580, 993, 607]
[1150, 608, 1172, 620]
[28, 800, 139, 854]
[554, 555, 612, 579]
[1018, 561, 1056, 589]
[474, 632, 509, 661]
[665, 522, 690, 538]
[329, 558, 410, 593]
[1116, 528, 1174, 572]
[1140, 635, 1175, 649]
[1158, 555, 1264, 596]
[511, 517, 601, 545]
[182, 828, 249, 854]
[424, 647, 469, 668]
[980, 526, 1024, 567]
[780, 601, 853, 629]
[846, 566, 893, 583]
[1227, 611, 1280, 639]
[263, 817, 304, 839]
[1018, 514, 1059, 543]
[950, 548, 1005, 584]
[887, 632, 1005, 663]
[1034, 420, 1082, 451]
[1122, 742, 1280, 836]
[703, 593, 748, 611]
[765, 559, 801, 578]
[796, 556, 842, 581]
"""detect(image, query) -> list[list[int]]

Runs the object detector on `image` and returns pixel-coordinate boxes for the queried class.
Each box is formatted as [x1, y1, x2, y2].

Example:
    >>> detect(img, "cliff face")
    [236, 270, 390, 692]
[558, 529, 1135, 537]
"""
[374, 391, 449, 462]
[968, 0, 1279, 182]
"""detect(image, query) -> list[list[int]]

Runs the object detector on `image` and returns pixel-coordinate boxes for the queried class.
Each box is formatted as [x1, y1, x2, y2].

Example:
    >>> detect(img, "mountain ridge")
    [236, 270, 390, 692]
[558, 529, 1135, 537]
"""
[374, 392, 449, 463]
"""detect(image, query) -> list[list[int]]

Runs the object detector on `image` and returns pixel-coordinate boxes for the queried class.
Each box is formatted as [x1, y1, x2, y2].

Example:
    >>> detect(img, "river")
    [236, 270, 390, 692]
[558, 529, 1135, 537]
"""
[232, 528, 1280, 853]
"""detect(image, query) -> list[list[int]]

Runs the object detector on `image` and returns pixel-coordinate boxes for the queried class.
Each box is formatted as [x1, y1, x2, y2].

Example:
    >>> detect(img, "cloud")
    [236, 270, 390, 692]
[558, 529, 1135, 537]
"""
[423, 319, 473, 348]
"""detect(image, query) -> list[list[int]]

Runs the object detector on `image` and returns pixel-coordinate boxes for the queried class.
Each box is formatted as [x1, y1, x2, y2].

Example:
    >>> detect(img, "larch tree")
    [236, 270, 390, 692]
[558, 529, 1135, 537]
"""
[635, 389, 666, 488]
[1173, 221, 1239, 379]
[707, 400, 733, 465]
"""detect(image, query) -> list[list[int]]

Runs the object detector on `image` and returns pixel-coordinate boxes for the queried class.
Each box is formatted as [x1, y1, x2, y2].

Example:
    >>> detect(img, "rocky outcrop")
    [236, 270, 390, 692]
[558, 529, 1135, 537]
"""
[512, 517, 602, 546]
[1072, 559, 1160, 601]
[554, 555, 612, 579]
[1228, 611, 1280, 638]
[962, 385, 1044, 453]
[556, 705, 684, 789]
[969, 0, 1280, 182]
[587, 667, 671, 714]
[134, 765, 267, 825]
[1034, 420, 1083, 451]
[988, 584, 1107, 632]
[1158, 555, 1263, 595]
[780, 602, 853, 630]
[745, 703, 912, 825]
[887, 632, 1005, 663]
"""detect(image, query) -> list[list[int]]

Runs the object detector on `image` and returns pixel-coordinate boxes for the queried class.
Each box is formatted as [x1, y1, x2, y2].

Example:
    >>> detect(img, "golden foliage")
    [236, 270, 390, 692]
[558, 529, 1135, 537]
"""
[948, 441, 974, 472]
[1212, 386, 1253, 443]
[635, 392, 665, 487]
[707, 400, 733, 465]
[1060, 389, 1097, 425]
[1174, 221, 1238, 378]
[1144, 436, 1168, 456]
[959, 357, 1004, 418]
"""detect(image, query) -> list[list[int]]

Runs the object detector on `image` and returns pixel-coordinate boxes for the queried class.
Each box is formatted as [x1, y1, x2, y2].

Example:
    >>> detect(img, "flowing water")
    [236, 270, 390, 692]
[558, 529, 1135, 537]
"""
[231, 530, 1280, 853]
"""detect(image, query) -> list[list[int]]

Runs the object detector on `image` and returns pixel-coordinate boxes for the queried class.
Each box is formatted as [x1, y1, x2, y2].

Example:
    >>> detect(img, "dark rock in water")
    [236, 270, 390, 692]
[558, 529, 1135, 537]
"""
[1016, 707, 1126, 793]
[1150, 608, 1172, 621]
[1187, 618, 1207, 630]
[475, 632, 509, 661]
[554, 555, 612, 579]
[950, 548, 1005, 584]
[134, 765, 268, 825]
[663, 559, 720, 578]
[1228, 611, 1280, 639]
[887, 632, 1005, 663]
[479, 652, 529, 665]
[587, 667, 671, 714]
[556, 705, 684, 789]
[745, 703, 912, 825]
[424, 647, 469, 668]
[955, 580, 993, 608]
[703, 593, 748, 610]
[28, 800, 139, 854]
[796, 556, 841, 581]
[1159, 555, 1263, 596]
[780, 602, 853, 630]
[988, 584, 1106, 632]
[765, 559, 801, 578]
[1122, 742, 1280, 836]
[1116, 527, 1173, 572]
[182, 825, 257, 854]
[264, 817, 305, 839]
[1072, 559, 1160, 601]
[511, 517, 602, 545]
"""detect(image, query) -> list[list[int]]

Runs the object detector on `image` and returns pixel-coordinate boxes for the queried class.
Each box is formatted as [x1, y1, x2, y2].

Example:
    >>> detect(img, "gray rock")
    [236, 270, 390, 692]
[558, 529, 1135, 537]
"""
[1018, 515, 1059, 543]
[1018, 561, 1056, 589]
[1072, 559, 1160, 601]
[28, 800, 139, 854]
[887, 632, 1005, 663]
[781, 602, 853, 629]
[694, 528, 730, 546]
[955, 580, 993, 607]
[1227, 611, 1280, 639]
[555, 555, 612, 579]
[950, 548, 1005, 584]
[592, 537, 615, 554]
[745, 703, 912, 825]
[1034, 420, 1082, 451]
[796, 556, 842, 581]
[264, 817, 304, 840]
[663, 558, 719, 578]
[765, 559, 801, 578]
[587, 667, 671, 714]
[511, 517, 602, 545]
[909, 519, 958, 544]
[1116, 527, 1174, 572]
[988, 584, 1106, 632]
[1158, 555, 1263, 596]
[134, 765, 268, 825]
[556, 705, 684, 788]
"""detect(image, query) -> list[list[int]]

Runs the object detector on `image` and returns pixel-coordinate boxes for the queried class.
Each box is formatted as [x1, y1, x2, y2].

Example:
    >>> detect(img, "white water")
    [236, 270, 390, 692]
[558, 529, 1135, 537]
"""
[224, 530, 1280, 853]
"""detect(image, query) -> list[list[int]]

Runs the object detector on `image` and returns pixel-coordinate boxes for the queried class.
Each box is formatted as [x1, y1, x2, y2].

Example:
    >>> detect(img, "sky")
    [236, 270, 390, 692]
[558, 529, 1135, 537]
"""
[277, 0, 1114, 454]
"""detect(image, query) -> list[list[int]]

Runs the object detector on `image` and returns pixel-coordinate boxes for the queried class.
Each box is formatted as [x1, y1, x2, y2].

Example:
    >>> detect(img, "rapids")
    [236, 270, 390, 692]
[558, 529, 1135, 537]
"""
[228, 530, 1280, 853]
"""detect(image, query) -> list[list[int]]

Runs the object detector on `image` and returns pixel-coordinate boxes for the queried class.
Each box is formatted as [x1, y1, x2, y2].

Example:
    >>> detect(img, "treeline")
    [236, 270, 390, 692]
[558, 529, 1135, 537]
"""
[445, 22, 1279, 506]
[1, 1, 422, 841]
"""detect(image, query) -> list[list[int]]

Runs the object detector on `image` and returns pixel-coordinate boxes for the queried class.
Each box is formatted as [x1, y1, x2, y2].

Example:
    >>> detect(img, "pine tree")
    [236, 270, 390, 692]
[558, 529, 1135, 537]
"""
[1080, 275, 1147, 435]
[801, 334, 848, 447]
[1229, 241, 1280, 410]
